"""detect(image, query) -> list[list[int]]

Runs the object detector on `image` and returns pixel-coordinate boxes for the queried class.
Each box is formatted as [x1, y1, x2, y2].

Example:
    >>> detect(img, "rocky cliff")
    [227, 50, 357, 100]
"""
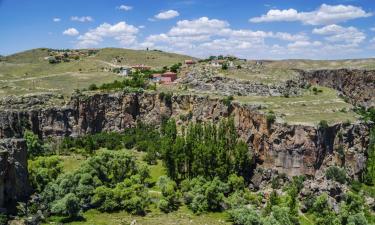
[0, 92, 370, 178]
[0, 139, 30, 214]
[300, 69, 375, 108]
[0, 92, 371, 211]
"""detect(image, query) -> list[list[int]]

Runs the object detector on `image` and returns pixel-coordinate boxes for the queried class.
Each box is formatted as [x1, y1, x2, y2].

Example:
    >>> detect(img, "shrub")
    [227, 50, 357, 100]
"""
[223, 95, 234, 107]
[266, 111, 276, 127]
[325, 166, 347, 184]
[24, 130, 44, 157]
[88, 84, 98, 91]
[51, 193, 80, 218]
[157, 176, 180, 213]
[229, 207, 262, 225]
[0, 213, 7, 225]
[318, 120, 329, 130]
[28, 156, 63, 192]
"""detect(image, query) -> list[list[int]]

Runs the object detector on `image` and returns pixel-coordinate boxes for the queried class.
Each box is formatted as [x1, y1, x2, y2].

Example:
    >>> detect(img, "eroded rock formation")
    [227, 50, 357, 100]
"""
[0, 91, 371, 211]
[0, 139, 30, 214]
[300, 69, 375, 108]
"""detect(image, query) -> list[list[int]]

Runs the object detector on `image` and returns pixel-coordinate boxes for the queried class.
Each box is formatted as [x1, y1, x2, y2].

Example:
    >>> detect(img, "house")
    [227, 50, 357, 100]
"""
[163, 72, 177, 80]
[119, 67, 132, 76]
[132, 64, 151, 72]
[152, 73, 162, 83]
[185, 60, 196, 66]
[160, 71, 177, 84]
[161, 76, 173, 84]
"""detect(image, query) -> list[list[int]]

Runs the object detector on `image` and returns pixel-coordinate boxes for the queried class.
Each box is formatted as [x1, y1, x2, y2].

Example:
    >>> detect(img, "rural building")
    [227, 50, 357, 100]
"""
[160, 71, 177, 84]
[185, 60, 196, 66]
[119, 67, 132, 76]
[161, 76, 173, 84]
[163, 72, 177, 80]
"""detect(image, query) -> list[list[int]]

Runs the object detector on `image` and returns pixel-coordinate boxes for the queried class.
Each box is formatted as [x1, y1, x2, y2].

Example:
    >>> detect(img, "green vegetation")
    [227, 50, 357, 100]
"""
[20, 116, 374, 225]
[160, 118, 253, 182]
[235, 86, 359, 125]
[0, 48, 192, 97]
[325, 166, 347, 184]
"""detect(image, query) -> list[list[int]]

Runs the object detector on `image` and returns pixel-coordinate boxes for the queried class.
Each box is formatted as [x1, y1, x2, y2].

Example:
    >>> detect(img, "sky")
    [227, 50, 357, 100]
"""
[0, 0, 374, 59]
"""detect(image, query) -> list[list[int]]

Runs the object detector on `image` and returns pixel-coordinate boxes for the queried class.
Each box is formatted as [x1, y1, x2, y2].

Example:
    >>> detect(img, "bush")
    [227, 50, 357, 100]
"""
[28, 156, 63, 192]
[0, 213, 7, 225]
[24, 130, 44, 157]
[88, 84, 98, 91]
[223, 95, 234, 107]
[157, 176, 180, 213]
[266, 111, 276, 127]
[51, 193, 80, 218]
[325, 166, 347, 184]
[318, 120, 329, 130]
[229, 207, 262, 225]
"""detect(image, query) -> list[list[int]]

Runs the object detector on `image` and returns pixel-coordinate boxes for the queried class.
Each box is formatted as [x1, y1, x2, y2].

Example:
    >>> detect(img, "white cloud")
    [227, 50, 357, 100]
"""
[371, 27, 375, 31]
[63, 28, 79, 36]
[118, 5, 133, 11]
[154, 10, 180, 20]
[169, 17, 228, 36]
[53, 18, 61, 22]
[142, 17, 313, 58]
[138, 25, 146, 29]
[71, 16, 93, 22]
[77, 21, 139, 47]
[249, 4, 372, 25]
[313, 24, 366, 45]
[288, 40, 322, 49]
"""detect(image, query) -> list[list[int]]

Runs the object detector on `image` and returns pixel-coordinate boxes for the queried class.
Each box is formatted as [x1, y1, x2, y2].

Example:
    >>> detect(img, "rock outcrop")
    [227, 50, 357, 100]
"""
[0, 139, 30, 214]
[0, 92, 371, 210]
[299, 69, 375, 108]
[181, 67, 302, 97]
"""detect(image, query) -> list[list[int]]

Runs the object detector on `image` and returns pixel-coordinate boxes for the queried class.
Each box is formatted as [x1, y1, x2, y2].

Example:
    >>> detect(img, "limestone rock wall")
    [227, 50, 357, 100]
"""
[0, 92, 370, 178]
[0, 139, 30, 213]
[300, 69, 375, 108]
[0, 92, 371, 211]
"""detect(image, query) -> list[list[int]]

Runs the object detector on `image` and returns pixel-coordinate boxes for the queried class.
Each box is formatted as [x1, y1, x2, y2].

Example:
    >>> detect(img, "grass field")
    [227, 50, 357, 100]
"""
[0, 48, 193, 97]
[235, 86, 359, 125]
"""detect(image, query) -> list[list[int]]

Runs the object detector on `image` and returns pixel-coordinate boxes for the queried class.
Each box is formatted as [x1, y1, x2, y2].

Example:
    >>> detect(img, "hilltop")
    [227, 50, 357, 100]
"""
[0, 48, 194, 97]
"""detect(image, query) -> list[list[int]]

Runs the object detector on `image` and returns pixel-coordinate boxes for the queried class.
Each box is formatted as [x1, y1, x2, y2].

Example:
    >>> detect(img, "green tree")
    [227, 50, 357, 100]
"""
[229, 207, 262, 225]
[24, 130, 44, 157]
[51, 193, 80, 218]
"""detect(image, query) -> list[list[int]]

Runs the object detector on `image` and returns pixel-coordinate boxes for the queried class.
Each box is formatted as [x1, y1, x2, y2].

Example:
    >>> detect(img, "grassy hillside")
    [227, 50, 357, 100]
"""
[0, 48, 194, 97]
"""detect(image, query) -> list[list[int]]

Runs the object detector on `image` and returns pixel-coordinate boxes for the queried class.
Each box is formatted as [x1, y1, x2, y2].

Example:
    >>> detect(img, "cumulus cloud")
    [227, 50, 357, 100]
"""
[71, 16, 93, 22]
[249, 4, 372, 25]
[53, 18, 61, 22]
[142, 17, 312, 58]
[77, 21, 139, 48]
[313, 24, 366, 46]
[118, 5, 133, 11]
[154, 10, 180, 20]
[63, 28, 79, 36]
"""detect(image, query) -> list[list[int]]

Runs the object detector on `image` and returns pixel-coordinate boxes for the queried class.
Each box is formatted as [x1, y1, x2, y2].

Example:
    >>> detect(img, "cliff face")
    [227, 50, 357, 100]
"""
[300, 69, 375, 108]
[0, 92, 371, 211]
[0, 92, 370, 178]
[0, 139, 30, 213]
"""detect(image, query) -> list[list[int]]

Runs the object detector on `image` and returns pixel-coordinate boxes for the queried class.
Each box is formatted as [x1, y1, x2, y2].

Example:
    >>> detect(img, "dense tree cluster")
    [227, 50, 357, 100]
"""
[36, 151, 150, 218]
[160, 118, 253, 182]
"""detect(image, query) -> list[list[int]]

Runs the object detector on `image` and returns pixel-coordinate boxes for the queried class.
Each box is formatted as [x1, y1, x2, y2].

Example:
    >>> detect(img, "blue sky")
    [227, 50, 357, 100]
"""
[1, 0, 374, 59]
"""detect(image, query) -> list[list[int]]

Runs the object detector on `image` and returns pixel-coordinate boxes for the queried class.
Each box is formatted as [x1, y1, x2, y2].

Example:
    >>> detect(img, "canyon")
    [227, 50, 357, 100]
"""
[0, 68, 374, 213]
